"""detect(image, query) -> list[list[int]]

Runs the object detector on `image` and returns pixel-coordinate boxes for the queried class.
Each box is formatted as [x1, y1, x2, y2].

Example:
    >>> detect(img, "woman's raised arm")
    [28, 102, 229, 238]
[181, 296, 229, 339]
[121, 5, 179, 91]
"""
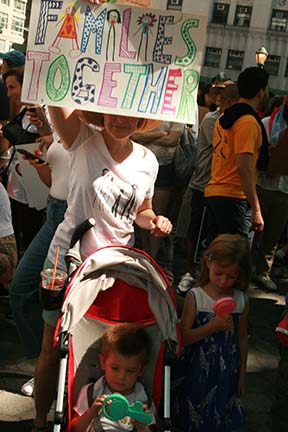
[47, 107, 81, 149]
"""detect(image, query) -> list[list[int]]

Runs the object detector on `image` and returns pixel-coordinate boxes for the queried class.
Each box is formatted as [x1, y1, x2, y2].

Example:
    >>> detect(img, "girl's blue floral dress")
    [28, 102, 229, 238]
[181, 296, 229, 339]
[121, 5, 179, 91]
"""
[172, 287, 247, 432]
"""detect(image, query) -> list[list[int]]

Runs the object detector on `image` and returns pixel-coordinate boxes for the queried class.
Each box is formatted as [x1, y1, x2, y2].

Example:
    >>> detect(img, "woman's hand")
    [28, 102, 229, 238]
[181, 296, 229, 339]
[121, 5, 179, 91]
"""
[26, 106, 52, 136]
[35, 135, 53, 153]
[89, 0, 106, 4]
[25, 156, 48, 169]
[150, 215, 172, 237]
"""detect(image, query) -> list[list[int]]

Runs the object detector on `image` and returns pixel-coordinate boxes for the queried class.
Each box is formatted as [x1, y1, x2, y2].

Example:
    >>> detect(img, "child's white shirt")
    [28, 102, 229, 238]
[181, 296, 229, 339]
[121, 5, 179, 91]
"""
[73, 376, 156, 431]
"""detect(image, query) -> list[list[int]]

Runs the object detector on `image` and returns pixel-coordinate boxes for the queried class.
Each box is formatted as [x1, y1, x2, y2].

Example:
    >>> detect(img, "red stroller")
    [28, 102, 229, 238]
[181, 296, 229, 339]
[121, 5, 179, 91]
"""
[52, 223, 180, 432]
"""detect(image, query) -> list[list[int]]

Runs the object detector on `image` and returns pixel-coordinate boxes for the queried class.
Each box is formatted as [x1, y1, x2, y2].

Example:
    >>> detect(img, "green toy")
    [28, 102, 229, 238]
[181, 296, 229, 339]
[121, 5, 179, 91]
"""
[102, 393, 152, 424]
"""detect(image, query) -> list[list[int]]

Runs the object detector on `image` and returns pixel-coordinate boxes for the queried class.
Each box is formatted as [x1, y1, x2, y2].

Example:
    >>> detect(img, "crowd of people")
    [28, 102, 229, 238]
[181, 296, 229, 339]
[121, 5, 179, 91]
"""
[1, 1, 288, 431]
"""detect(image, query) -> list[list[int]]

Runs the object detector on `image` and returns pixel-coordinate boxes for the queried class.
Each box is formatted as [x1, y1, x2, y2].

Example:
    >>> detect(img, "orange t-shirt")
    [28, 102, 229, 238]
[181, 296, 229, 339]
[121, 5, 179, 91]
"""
[205, 115, 262, 199]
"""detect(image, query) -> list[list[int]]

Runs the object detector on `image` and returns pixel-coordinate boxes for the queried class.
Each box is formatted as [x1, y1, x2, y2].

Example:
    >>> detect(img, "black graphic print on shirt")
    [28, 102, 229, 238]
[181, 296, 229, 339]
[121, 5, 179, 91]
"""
[92, 169, 140, 222]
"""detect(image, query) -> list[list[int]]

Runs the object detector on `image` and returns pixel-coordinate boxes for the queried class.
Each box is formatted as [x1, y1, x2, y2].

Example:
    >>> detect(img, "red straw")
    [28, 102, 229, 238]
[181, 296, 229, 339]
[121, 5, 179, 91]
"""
[50, 246, 59, 290]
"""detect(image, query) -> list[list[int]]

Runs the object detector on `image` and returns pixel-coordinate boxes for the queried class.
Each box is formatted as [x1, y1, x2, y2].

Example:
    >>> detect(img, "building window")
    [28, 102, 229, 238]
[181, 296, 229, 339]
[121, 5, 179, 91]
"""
[234, 5, 252, 27]
[11, 17, 25, 35]
[211, 2, 230, 25]
[226, 49, 244, 70]
[265, 55, 281, 76]
[14, 0, 26, 13]
[0, 0, 10, 5]
[204, 47, 222, 68]
[166, 0, 183, 10]
[284, 59, 288, 77]
[0, 12, 8, 33]
[270, 9, 288, 31]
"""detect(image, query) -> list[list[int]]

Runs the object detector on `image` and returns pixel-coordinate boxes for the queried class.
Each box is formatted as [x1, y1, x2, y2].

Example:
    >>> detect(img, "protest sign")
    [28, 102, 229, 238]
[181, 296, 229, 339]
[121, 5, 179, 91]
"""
[22, 0, 207, 124]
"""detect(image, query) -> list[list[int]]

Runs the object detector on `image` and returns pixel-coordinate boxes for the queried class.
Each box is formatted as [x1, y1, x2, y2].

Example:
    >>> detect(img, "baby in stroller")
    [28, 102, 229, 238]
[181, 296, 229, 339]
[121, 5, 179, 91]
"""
[71, 323, 156, 432]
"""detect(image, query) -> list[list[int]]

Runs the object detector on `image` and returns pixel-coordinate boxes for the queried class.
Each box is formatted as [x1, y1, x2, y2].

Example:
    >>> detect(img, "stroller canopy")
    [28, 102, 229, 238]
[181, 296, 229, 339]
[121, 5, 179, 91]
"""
[60, 246, 179, 349]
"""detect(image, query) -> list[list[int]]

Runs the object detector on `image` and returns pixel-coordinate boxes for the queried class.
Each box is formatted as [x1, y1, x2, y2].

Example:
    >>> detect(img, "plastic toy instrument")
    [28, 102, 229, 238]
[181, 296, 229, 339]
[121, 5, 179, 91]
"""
[102, 393, 152, 424]
[213, 297, 236, 317]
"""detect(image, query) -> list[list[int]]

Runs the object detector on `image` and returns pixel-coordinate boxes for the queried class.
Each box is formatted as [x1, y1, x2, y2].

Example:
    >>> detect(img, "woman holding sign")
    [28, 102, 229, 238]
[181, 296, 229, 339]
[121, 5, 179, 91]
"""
[32, 106, 172, 431]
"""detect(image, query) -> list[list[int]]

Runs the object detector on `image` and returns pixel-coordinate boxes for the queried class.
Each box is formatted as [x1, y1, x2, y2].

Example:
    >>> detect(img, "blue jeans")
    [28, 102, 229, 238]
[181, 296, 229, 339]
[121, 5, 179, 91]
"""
[9, 195, 67, 359]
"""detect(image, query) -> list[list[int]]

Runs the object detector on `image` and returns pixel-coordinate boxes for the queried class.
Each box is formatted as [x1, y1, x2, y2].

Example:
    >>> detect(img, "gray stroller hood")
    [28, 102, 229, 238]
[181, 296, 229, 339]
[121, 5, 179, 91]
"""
[60, 246, 179, 349]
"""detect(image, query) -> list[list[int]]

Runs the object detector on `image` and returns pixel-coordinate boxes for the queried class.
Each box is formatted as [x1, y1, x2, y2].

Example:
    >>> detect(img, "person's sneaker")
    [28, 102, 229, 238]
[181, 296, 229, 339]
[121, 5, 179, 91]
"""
[254, 274, 278, 291]
[176, 273, 196, 296]
[21, 377, 34, 397]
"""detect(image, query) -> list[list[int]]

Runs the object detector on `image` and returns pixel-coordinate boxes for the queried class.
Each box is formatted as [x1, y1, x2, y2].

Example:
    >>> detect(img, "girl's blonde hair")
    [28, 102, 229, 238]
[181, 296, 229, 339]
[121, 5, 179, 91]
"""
[197, 234, 251, 291]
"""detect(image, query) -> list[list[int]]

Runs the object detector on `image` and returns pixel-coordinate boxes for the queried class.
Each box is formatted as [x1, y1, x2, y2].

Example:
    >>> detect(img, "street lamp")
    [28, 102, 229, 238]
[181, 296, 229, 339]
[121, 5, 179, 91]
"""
[256, 46, 268, 68]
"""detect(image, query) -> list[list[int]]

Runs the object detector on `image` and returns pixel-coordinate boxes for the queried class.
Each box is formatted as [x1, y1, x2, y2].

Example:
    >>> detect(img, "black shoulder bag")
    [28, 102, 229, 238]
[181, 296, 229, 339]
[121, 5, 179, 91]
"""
[1, 108, 40, 188]
[2, 107, 40, 146]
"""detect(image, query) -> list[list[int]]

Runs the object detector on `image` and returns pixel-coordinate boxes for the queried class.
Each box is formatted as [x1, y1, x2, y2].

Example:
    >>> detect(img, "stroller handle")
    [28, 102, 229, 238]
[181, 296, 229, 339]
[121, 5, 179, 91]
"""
[65, 218, 96, 276]
[69, 218, 96, 248]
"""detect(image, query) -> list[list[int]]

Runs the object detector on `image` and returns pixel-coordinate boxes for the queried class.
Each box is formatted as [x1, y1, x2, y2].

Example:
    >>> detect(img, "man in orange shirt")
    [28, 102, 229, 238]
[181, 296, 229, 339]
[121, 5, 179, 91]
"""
[204, 67, 270, 243]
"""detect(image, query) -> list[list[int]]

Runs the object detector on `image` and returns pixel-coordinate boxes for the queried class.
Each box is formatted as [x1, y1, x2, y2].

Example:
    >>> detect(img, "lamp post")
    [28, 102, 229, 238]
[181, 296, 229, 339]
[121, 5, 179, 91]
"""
[256, 46, 268, 68]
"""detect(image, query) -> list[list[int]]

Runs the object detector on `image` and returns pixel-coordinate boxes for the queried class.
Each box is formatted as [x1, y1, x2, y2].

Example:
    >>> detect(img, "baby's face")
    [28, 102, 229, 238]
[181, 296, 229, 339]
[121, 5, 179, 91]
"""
[100, 350, 144, 395]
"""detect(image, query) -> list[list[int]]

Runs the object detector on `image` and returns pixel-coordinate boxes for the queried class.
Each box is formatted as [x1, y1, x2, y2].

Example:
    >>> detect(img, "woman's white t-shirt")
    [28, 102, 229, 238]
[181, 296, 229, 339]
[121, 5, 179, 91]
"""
[48, 122, 158, 269]
[47, 135, 69, 201]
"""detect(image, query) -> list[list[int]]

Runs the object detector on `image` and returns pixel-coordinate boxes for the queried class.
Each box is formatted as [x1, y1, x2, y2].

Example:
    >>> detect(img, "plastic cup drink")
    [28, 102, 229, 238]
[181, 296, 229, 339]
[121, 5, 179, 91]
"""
[40, 269, 68, 310]
[41, 268, 67, 290]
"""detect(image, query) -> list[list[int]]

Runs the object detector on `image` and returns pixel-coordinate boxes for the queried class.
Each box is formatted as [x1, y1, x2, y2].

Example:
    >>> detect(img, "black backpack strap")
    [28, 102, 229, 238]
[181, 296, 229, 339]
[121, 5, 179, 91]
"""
[87, 382, 95, 408]
[87, 383, 104, 432]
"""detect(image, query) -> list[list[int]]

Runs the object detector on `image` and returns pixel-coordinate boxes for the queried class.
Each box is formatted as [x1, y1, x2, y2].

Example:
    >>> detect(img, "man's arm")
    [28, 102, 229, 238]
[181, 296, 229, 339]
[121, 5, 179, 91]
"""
[151, 129, 182, 147]
[235, 153, 264, 231]
[0, 234, 17, 285]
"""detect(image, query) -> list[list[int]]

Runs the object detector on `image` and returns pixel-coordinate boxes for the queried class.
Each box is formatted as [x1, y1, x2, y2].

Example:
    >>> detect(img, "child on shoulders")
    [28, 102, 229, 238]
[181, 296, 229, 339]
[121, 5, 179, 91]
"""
[71, 323, 156, 432]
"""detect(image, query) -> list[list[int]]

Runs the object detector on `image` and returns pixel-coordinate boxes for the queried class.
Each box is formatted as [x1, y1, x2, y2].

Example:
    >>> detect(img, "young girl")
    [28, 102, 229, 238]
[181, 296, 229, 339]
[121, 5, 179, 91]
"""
[172, 234, 250, 432]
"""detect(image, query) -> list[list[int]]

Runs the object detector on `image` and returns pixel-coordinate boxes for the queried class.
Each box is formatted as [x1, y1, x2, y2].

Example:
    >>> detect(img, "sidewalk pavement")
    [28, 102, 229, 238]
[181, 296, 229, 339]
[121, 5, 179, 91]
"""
[0, 278, 287, 432]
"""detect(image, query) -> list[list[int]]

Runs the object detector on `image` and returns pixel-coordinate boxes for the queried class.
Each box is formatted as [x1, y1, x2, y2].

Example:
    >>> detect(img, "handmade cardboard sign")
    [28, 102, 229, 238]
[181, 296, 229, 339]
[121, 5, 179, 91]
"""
[22, 0, 207, 124]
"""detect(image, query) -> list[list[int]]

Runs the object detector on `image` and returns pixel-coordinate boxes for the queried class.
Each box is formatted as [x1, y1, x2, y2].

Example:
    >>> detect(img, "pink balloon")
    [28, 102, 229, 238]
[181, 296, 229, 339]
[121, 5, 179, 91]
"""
[213, 297, 236, 317]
